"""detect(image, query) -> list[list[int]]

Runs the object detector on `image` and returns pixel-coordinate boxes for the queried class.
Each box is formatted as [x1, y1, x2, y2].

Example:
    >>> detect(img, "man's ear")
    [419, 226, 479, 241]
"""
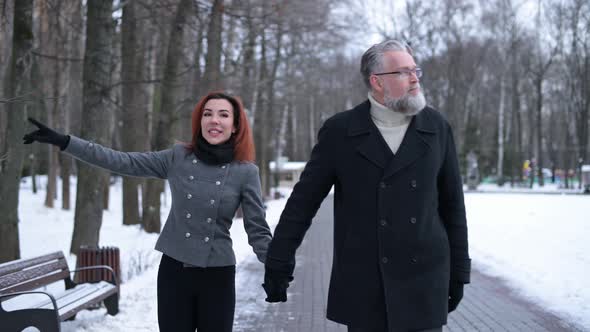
[370, 75, 383, 92]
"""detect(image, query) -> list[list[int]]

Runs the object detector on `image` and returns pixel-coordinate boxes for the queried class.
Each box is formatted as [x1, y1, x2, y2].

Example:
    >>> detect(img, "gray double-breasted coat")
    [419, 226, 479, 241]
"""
[64, 136, 272, 267]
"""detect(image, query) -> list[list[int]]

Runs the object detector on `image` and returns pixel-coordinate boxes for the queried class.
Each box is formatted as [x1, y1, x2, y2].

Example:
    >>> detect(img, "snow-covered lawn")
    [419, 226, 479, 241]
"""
[9, 176, 590, 330]
[466, 192, 590, 328]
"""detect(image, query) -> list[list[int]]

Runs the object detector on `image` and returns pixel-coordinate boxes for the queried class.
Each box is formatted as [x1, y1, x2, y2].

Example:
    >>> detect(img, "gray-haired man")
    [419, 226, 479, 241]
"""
[263, 40, 470, 332]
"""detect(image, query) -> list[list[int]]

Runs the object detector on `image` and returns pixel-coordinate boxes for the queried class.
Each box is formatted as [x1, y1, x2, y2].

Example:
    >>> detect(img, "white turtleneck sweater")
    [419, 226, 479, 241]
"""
[368, 93, 411, 154]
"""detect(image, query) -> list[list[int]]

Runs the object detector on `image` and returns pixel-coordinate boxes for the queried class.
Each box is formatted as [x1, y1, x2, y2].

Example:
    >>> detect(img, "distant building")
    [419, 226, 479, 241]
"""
[269, 158, 307, 187]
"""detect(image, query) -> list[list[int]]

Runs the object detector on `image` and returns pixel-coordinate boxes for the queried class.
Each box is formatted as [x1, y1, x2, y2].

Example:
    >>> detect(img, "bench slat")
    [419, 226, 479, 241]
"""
[56, 283, 117, 320]
[0, 252, 64, 277]
[0, 261, 69, 294]
[31, 283, 105, 309]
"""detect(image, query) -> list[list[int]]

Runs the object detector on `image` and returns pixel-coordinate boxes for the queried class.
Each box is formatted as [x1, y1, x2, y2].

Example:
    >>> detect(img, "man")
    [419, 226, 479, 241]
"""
[263, 39, 471, 332]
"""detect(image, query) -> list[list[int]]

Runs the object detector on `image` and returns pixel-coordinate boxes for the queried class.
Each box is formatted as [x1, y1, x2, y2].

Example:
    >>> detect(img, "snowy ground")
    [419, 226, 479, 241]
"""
[7, 176, 590, 331]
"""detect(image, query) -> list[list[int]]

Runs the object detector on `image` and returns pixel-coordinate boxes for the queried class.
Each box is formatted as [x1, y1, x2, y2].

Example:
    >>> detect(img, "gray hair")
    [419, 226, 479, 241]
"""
[360, 40, 413, 89]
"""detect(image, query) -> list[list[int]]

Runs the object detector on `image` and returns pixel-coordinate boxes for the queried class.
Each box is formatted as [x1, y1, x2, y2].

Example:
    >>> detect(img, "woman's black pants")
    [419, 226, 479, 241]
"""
[157, 254, 235, 332]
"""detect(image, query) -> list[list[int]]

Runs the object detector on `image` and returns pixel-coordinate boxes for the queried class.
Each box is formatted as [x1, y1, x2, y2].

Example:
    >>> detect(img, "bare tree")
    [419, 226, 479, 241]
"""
[0, 0, 15, 153]
[0, 0, 32, 263]
[143, 0, 193, 233]
[202, 0, 224, 92]
[60, 0, 84, 210]
[121, 0, 149, 225]
[527, 0, 559, 187]
[564, 0, 590, 183]
[70, 0, 115, 254]
[141, 0, 178, 234]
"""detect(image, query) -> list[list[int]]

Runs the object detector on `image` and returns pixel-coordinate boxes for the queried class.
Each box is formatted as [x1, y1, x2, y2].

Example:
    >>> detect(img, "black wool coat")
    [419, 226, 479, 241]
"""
[266, 100, 471, 331]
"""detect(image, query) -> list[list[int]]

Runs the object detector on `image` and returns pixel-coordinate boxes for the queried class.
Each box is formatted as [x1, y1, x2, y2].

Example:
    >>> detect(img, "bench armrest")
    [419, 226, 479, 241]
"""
[0, 290, 59, 313]
[70, 265, 120, 288]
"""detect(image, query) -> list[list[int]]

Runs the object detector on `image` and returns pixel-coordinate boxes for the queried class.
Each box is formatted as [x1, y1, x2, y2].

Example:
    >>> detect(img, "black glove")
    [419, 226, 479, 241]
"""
[262, 270, 293, 303]
[448, 281, 464, 313]
[23, 117, 70, 150]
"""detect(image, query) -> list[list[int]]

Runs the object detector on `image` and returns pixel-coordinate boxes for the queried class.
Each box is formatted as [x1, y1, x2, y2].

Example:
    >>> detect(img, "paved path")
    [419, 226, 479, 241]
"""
[234, 195, 585, 332]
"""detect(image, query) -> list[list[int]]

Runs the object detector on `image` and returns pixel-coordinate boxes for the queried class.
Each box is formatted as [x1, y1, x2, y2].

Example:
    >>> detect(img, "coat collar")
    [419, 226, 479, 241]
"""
[347, 100, 438, 179]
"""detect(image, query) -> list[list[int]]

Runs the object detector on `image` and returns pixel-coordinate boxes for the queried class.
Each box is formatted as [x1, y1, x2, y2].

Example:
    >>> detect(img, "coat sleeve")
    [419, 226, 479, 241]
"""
[240, 164, 273, 263]
[63, 135, 173, 179]
[437, 123, 471, 284]
[265, 119, 337, 277]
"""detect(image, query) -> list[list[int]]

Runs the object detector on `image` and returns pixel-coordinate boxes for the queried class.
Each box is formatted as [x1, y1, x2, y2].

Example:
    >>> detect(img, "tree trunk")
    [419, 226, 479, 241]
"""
[535, 77, 544, 186]
[103, 175, 110, 210]
[0, 0, 32, 263]
[61, 0, 83, 210]
[70, 0, 114, 255]
[143, 0, 192, 234]
[254, 27, 269, 197]
[239, 5, 257, 111]
[35, 0, 60, 208]
[497, 78, 505, 185]
[0, 0, 14, 158]
[265, 22, 284, 193]
[202, 0, 224, 92]
[121, 1, 142, 225]
[223, 0, 236, 76]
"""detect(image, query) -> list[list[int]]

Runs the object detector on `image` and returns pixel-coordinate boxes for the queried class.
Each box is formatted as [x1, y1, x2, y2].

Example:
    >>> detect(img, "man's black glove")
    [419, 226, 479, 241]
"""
[23, 117, 70, 150]
[262, 270, 293, 303]
[448, 281, 464, 313]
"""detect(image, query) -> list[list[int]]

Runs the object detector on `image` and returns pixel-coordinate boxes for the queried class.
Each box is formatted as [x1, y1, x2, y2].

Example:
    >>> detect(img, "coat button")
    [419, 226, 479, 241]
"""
[185, 232, 191, 238]
[411, 180, 417, 188]
[380, 219, 387, 226]
[216, 181, 221, 185]
[221, 165, 226, 169]
[206, 218, 212, 223]
[210, 199, 215, 205]
[186, 193, 192, 199]
[411, 257, 418, 263]
[410, 217, 417, 224]
[189, 175, 194, 180]
[192, 159, 198, 164]
[88, 143, 94, 147]
[381, 257, 388, 264]
[204, 237, 210, 242]
[380, 182, 386, 188]
[186, 213, 191, 219]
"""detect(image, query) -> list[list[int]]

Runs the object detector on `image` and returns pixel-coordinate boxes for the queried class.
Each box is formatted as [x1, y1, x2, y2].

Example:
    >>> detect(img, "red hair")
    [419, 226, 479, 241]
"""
[188, 91, 255, 162]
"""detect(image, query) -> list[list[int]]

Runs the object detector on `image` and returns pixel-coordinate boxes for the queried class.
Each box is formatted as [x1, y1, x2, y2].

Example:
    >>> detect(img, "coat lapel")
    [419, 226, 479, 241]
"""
[348, 101, 392, 170]
[382, 108, 438, 180]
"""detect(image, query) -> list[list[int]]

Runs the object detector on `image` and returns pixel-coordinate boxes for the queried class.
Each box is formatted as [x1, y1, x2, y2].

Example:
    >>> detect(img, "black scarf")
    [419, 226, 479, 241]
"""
[195, 134, 234, 165]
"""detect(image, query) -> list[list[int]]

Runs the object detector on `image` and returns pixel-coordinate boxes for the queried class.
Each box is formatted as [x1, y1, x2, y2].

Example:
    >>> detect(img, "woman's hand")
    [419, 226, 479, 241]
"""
[23, 117, 70, 150]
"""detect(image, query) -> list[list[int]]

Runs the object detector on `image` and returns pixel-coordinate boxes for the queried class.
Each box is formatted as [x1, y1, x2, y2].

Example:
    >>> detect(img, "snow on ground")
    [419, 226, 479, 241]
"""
[9, 176, 590, 330]
[465, 192, 590, 328]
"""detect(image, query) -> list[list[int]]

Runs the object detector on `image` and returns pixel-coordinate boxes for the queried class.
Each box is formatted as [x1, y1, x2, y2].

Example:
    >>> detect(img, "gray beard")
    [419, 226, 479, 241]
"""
[384, 91, 426, 116]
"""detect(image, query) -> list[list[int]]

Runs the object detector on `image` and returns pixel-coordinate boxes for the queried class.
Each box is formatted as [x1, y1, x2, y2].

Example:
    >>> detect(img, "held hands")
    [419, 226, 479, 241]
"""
[23, 117, 70, 150]
[448, 281, 464, 313]
[262, 271, 293, 303]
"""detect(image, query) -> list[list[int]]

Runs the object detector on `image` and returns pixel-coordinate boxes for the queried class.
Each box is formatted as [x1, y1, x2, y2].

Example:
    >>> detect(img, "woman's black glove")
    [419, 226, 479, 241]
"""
[23, 117, 70, 150]
[262, 270, 293, 303]
[448, 281, 464, 313]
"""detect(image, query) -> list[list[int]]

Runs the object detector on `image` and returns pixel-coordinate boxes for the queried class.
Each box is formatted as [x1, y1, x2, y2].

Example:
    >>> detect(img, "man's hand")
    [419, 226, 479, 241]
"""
[262, 271, 292, 303]
[23, 117, 70, 150]
[448, 281, 464, 313]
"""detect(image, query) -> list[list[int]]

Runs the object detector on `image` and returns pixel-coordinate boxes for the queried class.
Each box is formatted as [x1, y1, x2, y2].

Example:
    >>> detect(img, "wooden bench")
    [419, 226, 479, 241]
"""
[0, 251, 119, 332]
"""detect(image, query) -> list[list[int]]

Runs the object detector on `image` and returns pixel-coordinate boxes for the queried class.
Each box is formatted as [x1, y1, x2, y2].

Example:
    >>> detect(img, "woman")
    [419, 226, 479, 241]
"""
[23, 92, 272, 332]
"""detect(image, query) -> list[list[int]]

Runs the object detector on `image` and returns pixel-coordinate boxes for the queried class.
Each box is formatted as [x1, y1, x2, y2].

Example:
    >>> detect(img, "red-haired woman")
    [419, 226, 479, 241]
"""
[24, 92, 272, 332]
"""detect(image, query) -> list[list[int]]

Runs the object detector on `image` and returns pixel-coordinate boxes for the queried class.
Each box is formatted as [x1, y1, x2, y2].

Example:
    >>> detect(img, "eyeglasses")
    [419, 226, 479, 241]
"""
[373, 67, 422, 80]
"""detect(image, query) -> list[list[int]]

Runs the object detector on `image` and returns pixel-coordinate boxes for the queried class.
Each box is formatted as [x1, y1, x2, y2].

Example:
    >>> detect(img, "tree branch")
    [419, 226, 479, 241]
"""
[31, 50, 83, 62]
